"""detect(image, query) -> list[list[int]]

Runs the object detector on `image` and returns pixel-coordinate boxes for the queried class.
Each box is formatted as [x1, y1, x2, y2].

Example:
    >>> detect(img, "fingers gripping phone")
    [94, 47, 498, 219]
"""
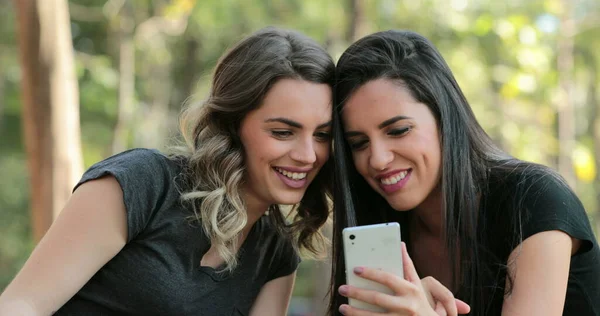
[342, 222, 404, 312]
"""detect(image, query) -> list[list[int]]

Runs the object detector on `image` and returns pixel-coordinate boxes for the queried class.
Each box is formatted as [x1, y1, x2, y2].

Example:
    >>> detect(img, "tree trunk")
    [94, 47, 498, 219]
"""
[179, 36, 200, 108]
[14, 0, 83, 242]
[557, 0, 577, 189]
[112, 3, 136, 154]
[0, 77, 4, 131]
[138, 58, 173, 150]
[132, 7, 191, 150]
[346, 0, 367, 42]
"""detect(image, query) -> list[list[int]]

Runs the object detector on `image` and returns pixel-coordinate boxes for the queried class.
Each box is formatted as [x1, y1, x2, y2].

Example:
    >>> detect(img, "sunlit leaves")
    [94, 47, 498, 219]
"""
[474, 14, 494, 36]
[574, 145, 597, 183]
[163, 0, 197, 18]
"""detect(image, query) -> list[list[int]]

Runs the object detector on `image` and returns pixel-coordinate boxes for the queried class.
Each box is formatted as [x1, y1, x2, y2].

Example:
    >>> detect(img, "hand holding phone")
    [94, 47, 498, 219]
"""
[342, 222, 403, 312]
[340, 223, 470, 315]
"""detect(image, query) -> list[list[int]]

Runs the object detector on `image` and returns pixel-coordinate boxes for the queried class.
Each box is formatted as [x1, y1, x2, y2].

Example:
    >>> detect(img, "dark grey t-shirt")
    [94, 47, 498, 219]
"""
[55, 148, 300, 316]
[480, 170, 600, 315]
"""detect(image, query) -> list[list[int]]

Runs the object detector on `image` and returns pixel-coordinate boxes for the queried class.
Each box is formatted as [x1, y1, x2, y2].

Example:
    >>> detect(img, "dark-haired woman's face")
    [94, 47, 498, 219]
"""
[342, 78, 441, 212]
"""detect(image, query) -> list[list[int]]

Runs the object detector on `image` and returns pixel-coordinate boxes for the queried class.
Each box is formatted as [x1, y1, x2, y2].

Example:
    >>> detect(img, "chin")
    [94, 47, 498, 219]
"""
[390, 204, 413, 212]
[387, 198, 418, 212]
[272, 192, 305, 205]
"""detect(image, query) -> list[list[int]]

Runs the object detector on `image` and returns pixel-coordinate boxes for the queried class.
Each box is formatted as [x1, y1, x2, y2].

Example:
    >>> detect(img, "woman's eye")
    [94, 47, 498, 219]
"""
[348, 139, 368, 151]
[388, 126, 411, 136]
[271, 130, 293, 138]
[315, 131, 331, 142]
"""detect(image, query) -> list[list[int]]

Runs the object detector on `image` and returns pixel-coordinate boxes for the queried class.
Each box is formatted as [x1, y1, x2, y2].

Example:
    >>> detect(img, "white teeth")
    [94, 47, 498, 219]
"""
[380, 171, 408, 185]
[275, 168, 307, 180]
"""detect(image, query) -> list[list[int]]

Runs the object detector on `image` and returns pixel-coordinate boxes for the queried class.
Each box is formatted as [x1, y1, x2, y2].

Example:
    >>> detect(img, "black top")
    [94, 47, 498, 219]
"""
[55, 149, 300, 316]
[480, 168, 600, 315]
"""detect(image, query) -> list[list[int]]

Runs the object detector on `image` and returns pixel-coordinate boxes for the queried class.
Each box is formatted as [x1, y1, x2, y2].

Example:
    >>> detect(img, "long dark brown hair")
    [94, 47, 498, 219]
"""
[328, 30, 566, 315]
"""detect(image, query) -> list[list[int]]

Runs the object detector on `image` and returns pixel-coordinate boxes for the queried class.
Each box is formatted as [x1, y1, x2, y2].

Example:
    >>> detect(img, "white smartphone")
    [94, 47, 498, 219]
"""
[342, 222, 404, 312]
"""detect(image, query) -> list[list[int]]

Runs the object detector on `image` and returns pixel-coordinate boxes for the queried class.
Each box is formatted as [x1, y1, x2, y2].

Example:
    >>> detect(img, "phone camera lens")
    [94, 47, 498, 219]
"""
[349, 234, 355, 240]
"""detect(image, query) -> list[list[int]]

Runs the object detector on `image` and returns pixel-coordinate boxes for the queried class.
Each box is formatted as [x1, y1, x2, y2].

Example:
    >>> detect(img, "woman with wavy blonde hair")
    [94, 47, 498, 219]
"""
[0, 26, 335, 316]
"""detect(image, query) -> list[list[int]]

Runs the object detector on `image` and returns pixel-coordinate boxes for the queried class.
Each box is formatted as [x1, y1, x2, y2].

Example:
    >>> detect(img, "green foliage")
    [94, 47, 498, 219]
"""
[0, 0, 31, 291]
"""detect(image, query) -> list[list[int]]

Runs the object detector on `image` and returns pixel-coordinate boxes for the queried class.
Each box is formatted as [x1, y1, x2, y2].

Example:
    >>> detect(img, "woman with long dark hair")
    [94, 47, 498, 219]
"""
[329, 30, 600, 315]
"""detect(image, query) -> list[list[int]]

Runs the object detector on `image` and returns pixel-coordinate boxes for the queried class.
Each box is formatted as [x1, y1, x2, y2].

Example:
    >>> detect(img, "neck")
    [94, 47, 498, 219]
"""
[412, 182, 444, 237]
[241, 186, 270, 234]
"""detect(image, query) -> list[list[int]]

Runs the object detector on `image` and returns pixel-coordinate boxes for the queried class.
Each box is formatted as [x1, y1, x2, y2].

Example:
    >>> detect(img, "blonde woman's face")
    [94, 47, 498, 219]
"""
[239, 78, 332, 208]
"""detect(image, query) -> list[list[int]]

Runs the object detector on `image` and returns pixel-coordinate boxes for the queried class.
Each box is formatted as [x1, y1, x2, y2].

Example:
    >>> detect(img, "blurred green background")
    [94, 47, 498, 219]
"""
[1, 0, 599, 315]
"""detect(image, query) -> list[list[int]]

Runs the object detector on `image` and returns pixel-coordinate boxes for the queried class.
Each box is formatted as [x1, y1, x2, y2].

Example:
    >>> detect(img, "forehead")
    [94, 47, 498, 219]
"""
[251, 78, 332, 122]
[342, 79, 425, 127]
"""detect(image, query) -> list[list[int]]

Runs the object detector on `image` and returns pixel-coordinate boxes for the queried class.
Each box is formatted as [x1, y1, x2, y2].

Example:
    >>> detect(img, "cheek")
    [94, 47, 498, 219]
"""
[253, 143, 283, 164]
[352, 152, 369, 177]
[416, 133, 442, 176]
[243, 148, 261, 174]
[316, 142, 331, 163]
[244, 139, 279, 167]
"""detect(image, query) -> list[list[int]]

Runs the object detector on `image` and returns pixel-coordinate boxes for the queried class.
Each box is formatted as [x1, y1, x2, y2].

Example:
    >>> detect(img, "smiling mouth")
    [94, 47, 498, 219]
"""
[379, 170, 409, 185]
[274, 167, 308, 180]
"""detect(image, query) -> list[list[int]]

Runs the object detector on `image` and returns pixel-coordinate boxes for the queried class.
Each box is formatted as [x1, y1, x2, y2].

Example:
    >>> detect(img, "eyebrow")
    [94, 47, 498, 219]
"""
[265, 117, 332, 129]
[345, 115, 412, 137]
[378, 115, 411, 129]
[317, 121, 332, 129]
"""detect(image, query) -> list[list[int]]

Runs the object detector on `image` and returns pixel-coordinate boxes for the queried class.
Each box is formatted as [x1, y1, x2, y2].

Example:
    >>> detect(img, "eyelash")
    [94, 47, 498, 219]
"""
[348, 126, 412, 151]
[315, 131, 332, 142]
[271, 130, 332, 142]
[389, 126, 411, 136]
[349, 140, 368, 151]
[271, 130, 293, 139]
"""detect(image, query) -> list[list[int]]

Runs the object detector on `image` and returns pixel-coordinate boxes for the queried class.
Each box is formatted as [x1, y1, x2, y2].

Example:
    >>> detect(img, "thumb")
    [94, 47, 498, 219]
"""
[455, 299, 471, 314]
[401, 242, 421, 284]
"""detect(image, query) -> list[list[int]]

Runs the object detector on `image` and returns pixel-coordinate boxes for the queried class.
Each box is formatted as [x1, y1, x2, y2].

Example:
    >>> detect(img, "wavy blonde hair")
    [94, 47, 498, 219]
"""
[176, 27, 335, 272]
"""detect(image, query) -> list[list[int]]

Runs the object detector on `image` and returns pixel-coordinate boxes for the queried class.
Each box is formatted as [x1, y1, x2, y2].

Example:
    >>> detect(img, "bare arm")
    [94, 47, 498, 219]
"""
[249, 272, 296, 316]
[502, 230, 580, 316]
[0, 176, 127, 316]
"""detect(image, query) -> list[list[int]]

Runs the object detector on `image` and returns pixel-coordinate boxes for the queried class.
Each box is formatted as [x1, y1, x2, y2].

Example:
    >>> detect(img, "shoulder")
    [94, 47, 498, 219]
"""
[75, 148, 186, 241]
[488, 164, 578, 211]
[87, 148, 179, 174]
[503, 165, 581, 218]
[487, 163, 596, 252]
[76, 148, 183, 191]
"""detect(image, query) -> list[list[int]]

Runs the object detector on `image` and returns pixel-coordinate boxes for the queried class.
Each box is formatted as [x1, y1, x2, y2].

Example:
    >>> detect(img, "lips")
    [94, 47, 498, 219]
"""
[380, 170, 409, 185]
[274, 167, 307, 180]
[273, 167, 311, 189]
[376, 169, 412, 194]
